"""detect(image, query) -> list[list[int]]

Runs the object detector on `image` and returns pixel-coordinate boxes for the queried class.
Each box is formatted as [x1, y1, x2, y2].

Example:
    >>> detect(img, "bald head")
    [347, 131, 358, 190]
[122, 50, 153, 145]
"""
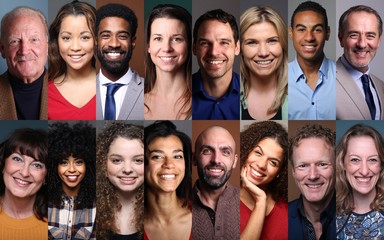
[195, 126, 236, 154]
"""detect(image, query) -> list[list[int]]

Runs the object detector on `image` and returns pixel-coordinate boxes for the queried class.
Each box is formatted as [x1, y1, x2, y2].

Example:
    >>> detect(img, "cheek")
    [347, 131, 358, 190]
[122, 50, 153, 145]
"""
[133, 164, 145, 176]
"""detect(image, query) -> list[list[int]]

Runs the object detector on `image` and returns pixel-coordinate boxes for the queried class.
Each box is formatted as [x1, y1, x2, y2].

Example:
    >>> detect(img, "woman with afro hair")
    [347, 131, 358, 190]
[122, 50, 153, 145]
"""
[47, 121, 96, 239]
[96, 122, 144, 239]
[240, 121, 288, 239]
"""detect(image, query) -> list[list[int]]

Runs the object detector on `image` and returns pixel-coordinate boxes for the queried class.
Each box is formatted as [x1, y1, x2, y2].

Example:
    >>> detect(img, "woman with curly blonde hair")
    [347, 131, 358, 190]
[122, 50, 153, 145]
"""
[336, 124, 384, 239]
[96, 122, 144, 239]
[240, 121, 288, 239]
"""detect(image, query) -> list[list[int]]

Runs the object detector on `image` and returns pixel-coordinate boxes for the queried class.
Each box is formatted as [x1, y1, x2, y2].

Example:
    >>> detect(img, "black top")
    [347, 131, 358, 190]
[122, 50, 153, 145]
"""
[110, 232, 141, 240]
[241, 104, 282, 120]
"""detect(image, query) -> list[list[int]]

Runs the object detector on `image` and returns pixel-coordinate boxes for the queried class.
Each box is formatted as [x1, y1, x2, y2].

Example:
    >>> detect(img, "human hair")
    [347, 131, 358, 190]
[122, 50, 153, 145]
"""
[0, 128, 47, 221]
[95, 3, 138, 38]
[0, 6, 48, 43]
[144, 4, 192, 119]
[338, 5, 383, 37]
[336, 124, 384, 215]
[47, 122, 95, 208]
[48, 0, 96, 81]
[240, 121, 288, 202]
[96, 122, 144, 239]
[193, 9, 239, 43]
[289, 124, 335, 166]
[291, 1, 328, 28]
[240, 6, 287, 113]
[144, 121, 192, 207]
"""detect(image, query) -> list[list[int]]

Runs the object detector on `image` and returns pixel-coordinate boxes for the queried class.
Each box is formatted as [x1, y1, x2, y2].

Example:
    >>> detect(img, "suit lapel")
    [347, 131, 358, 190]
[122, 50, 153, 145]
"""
[117, 72, 142, 120]
[96, 75, 103, 119]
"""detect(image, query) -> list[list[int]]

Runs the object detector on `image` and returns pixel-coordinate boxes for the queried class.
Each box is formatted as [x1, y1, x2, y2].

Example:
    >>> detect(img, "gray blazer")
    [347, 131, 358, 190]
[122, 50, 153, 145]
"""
[96, 71, 144, 120]
[336, 58, 384, 120]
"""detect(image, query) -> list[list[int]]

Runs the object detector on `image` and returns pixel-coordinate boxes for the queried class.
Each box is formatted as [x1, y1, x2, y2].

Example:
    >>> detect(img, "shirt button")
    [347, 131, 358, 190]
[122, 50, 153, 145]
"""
[311, 102, 314, 105]
[216, 226, 221, 231]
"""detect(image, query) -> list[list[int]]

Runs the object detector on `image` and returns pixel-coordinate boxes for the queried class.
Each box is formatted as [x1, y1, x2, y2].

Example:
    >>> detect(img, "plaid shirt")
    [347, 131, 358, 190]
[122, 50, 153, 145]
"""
[48, 195, 96, 239]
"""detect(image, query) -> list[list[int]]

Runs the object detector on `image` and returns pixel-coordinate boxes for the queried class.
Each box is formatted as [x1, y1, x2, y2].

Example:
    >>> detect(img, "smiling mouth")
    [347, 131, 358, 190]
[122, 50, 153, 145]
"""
[306, 184, 322, 189]
[356, 177, 371, 183]
[69, 55, 84, 59]
[14, 177, 31, 185]
[159, 174, 176, 180]
[255, 60, 273, 65]
[250, 167, 265, 177]
[206, 60, 225, 65]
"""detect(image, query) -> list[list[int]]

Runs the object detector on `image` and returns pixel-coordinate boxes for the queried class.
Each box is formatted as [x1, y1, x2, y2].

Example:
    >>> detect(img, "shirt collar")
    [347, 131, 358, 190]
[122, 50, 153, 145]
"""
[192, 70, 240, 95]
[297, 192, 335, 219]
[99, 67, 133, 85]
[292, 57, 330, 83]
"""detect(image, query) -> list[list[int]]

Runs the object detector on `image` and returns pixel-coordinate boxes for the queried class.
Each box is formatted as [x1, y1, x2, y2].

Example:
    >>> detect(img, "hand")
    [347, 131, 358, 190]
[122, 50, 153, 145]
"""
[241, 165, 267, 204]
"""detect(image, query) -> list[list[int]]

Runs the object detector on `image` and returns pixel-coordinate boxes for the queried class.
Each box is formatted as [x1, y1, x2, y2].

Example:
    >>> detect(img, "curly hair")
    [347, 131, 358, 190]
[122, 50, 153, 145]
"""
[336, 124, 384, 215]
[240, 121, 288, 202]
[144, 121, 192, 207]
[48, 1, 96, 81]
[0, 128, 48, 221]
[96, 121, 144, 239]
[144, 4, 192, 119]
[47, 121, 95, 208]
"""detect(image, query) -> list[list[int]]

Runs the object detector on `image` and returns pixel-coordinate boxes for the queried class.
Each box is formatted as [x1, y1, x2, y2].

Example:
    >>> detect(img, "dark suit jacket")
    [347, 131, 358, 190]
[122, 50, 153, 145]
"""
[0, 71, 48, 120]
[336, 58, 384, 119]
[96, 70, 144, 120]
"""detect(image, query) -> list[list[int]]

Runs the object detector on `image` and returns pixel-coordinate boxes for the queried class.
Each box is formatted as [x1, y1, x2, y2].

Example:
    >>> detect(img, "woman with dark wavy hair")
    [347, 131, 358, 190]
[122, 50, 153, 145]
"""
[48, 0, 96, 120]
[96, 122, 144, 240]
[144, 4, 192, 120]
[240, 121, 288, 239]
[47, 121, 96, 239]
[144, 121, 192, 239]
[0, 128, 47, 239]
[336, 124, 384, 239]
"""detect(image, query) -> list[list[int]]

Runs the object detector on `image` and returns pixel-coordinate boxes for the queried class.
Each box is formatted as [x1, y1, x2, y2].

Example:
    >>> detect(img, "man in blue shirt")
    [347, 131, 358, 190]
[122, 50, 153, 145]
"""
[192, 9, 240, 120]
[289, 124, 336, 240]
[288, 1, 336, 120]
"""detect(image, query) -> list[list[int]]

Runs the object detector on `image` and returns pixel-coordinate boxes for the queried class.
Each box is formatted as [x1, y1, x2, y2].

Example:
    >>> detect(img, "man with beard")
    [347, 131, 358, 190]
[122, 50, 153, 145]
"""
[192, 126, 239, 239]
[336, 5, 384, 120]
[192, 9, 240, 120]
[95, 3, 143, 120]
[288, 1, 336, 120]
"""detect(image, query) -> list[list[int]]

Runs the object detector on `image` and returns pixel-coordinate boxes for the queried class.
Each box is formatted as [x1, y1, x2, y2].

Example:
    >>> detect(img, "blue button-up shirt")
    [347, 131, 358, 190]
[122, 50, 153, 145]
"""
[288, 57, 336, 120]
[192, 70, 240, 120]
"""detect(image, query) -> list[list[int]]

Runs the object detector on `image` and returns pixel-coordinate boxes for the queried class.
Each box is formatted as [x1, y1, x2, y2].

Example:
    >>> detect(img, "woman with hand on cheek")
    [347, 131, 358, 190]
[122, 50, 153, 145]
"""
[240, 121, 288, 240]
[47, 122, 96, 239]
[96, 122, 144, 240]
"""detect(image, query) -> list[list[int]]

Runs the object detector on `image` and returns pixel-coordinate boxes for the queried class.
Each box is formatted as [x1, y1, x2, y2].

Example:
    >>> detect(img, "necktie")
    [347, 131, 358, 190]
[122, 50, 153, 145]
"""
[361, 74, 376, 120]
[104, 83, 124, 120]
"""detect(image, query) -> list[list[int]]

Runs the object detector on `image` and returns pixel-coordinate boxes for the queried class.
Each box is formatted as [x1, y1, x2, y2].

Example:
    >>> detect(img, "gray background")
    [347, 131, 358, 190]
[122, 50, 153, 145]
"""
[336, 120, 384, 143]
[0, 120, 47, 143]
[288, 0, 337, 62]
[48, 0, 96, 26]
[336, 0, 384, 78]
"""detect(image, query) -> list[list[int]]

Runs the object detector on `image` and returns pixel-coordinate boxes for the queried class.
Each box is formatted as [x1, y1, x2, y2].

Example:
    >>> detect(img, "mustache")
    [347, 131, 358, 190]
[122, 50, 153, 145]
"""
[101, 47, 126, 53]
[15, 55, 36, 61]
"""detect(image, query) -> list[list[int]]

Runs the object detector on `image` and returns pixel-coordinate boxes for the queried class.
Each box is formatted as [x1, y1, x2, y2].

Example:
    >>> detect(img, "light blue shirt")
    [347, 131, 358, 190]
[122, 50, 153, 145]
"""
[288, 57, 336, 120]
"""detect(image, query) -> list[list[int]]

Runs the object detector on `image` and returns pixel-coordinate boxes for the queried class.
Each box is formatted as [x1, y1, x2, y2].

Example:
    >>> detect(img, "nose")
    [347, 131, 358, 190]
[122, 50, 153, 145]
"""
[162, 157, 175, 169]
[109, 35, 121, 48]
[356, 35, 367, 49]
[308, 164, 319, 180]
[68, 162, 76, 172]
[359, 160, 369, 176]
[18, 39, 31, 55]
[19, 164, 30, 178]
[256, 157, 268, 170]
[304, 30, 315, 42]
[122, 161, 133, 174]
[70, 38, 81, 51]
[162, 39, 173, 52]
[258, 43, 270, 58]
[208, 42, 220, 56]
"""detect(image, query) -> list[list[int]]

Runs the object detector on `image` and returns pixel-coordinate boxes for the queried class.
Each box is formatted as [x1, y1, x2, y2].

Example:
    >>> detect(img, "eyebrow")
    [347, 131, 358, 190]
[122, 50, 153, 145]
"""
[295, 23, 324, 29]
[60, 31, 91, 35]
[149, 149, 183, 154]
[255, 145, 281, 162]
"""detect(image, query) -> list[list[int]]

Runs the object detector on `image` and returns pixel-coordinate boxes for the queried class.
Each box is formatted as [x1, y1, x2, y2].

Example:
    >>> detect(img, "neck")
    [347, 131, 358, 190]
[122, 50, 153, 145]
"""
[117, 188, 139, 205]
[297, 53, 324, 76]
[152, 70, 186, 97]
[353, 189, 376, 213]
[65, 64, 95, 81]
[248, 72, 277, 92]
[145, 189, 181, 223]
[197, 180, 227, 210]
[201, 70, 232, 99]
[2, 191, 36, 218]
[62, 184, 80, 197]
[102, 67, 129, 82]
[302, 191, 333, 223]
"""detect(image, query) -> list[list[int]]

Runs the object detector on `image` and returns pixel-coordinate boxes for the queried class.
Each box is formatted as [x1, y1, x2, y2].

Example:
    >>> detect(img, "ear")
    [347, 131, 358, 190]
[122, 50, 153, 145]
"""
[326, 26, 330, 41]
[0, 42, 5, 59]
[234, 40, 240, 56]
[232, 153, 238, 169]
[131, 36, 136, 49]
[289, 26, 293, 40]
[338, 33, 344, 48]
[192, 42, 197, 56]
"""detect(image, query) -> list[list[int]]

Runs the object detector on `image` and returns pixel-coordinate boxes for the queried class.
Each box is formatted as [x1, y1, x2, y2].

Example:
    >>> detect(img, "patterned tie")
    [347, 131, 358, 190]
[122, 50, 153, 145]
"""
[361, 74, 376, 120]
[104, 83, 124, 120]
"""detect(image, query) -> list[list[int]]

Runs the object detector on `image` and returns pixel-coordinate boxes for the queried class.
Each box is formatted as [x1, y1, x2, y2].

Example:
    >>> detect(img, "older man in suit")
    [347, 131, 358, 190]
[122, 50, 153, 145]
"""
[337, 5, 384, 120]
[95, 3, 143, 120]
[0, 6, 48, 120]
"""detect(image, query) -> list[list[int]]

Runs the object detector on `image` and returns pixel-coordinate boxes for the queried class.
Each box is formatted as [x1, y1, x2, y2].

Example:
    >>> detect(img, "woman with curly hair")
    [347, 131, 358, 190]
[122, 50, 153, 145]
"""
[47, 121, 96, 239]
[96, 122, 144, 239]
[48, 1, 96, 119]
[240, 121, 288, 239]
[144, 121, 192, 239]
[0, 128, 47, 239]
[336, 124, 384, 239]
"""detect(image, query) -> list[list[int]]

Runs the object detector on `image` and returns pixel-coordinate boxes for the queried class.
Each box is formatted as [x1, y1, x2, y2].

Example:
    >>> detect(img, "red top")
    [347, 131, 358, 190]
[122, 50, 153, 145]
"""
[48, 81, 96, 120]
[240, 200, 288, 240]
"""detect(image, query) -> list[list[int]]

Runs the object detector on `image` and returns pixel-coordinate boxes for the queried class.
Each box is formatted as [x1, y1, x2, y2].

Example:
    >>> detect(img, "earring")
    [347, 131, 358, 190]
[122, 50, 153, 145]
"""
[277, 175, 280, 178]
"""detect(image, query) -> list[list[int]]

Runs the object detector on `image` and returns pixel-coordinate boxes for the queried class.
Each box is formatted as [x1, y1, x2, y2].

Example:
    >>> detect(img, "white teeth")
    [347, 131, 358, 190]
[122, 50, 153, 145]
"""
[304, 46, 314, 49]
[107, 52, 121, 57]
[159, 57, 173, 61]
[67, 176, 78, 180]
[209, 60, 224, 64]
[251, 168, 263, 177]
[356, 177, 370, 182]
[70, 56, 82, 59]
[307, 184, 321, 189]
[208, 168, 222, 173]
[120, 177, 135, 181]
[256, 60, 272, 65]
[160, 174, 175, 179]
[15, 178, 29, 185]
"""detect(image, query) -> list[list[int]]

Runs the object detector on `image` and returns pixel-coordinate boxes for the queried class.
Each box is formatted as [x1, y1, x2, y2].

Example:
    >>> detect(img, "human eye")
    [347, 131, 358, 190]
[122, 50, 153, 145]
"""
[349, 33, 359, 39]
[75, 159, 84, 166]
[222, 149, 231, 157]
[317, 162, 329, 169]
[12, 155, 23, 163]
[59, 160, 68, 166]
[269, 160, 279, 167]
[296, 163, 308, 170]
[297, 27, 305, 33]
[174, 154, 184, 159]
[31, 162, 45, 170]
[201, 148, 212, 155]
[9, 39, 20, 47]
[220, 40, 230, 46]
[61, 36, 70, 41]
[153, 36, 162, 41]
[150, 154, 163, 160]
[245, 39, 257, 46]
[368, 157, 379, 164]
[134, 158, 144, 164]
[172, 36, 184, 43]
[367, 33, 376, 40]
[314, 27, 323, 33]
[30, 37, 40, 43]
[118, 33, 129, 40]
[110, 157, 123, 164]
[81, 35, 92, 41]
[100, 33, 111, 39]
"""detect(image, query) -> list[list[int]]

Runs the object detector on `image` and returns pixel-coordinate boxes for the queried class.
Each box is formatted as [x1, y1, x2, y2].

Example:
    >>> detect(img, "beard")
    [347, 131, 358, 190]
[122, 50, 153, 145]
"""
[97, 46, 132, 76]
[197, 162, 232, 190]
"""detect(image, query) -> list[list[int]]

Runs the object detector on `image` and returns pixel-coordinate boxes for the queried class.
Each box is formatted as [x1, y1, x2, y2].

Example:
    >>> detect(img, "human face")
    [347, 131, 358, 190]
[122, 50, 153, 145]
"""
[344, 136, 381, 198]
[244, 138, 283, 190]
[193, 20, 240, 81]
[107, 137, 144, 194]
[242, 22, 283, 79]
[292, 138, 334, 205]
[57, 155, 86, 196]
[148, 18, 188, 74]
[3, 152, 46, 200]
[58, 15, 94, 73]
[339, 12, 382, 73]
[0, 14, 48, 83]
[195, 127, 238, 190]
[97, 17, 135, 80]
[289, 11, 329, 64]
[146, 135, 185, 193]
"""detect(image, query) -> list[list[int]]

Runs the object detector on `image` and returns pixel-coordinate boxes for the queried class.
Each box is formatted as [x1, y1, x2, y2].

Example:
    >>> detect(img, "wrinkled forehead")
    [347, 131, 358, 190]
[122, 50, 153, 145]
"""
[198, 127, 236, 149]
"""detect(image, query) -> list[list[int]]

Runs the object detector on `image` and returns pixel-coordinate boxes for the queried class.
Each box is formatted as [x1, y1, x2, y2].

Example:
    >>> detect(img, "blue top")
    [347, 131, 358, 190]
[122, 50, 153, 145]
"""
[289, 193, 336, 240]
[288, 57, 336, 120]
[192, 70, 240, 120]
